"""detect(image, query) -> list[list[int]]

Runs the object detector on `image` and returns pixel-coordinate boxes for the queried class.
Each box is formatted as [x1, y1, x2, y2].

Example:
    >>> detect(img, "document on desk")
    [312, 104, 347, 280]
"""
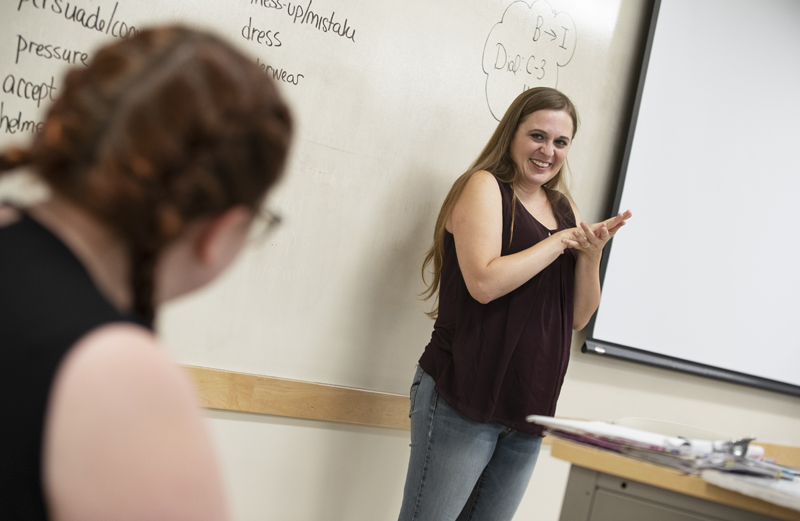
[702, 470, 800, 512]
[527, 416, 787, 478]
[526, 416, 693, 453]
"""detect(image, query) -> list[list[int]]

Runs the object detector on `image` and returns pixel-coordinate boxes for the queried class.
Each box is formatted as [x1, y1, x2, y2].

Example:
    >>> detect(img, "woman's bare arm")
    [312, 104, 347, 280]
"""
[43, 323, 228, 521]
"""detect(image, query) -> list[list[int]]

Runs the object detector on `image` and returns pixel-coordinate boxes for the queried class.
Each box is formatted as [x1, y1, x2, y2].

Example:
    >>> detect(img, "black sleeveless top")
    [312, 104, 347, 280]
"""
[419, 176, 577, 436]
[0, 209, 144, 520]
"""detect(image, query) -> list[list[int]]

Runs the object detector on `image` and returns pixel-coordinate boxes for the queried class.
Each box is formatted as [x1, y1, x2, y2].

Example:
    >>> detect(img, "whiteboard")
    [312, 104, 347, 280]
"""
[1, 0, 651, 394]
[588, 0, 800, 393]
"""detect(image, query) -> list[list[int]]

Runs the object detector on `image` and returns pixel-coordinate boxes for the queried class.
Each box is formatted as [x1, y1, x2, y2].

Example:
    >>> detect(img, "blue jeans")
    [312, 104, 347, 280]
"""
[398, 366, 542, 521]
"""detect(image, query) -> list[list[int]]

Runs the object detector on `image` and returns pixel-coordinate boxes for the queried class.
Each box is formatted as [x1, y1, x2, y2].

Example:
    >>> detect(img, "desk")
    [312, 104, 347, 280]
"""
[552, 439, 800, 521]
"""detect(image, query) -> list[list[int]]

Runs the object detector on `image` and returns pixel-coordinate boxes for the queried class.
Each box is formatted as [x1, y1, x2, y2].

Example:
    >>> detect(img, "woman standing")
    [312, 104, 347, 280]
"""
[398, 87, 631, 521]
[0, 27, 292, 520]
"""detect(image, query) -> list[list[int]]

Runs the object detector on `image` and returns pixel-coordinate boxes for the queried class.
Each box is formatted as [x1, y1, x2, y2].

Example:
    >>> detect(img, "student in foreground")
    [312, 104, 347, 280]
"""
[0, 26, 292, 520]
[398, 87, 631, 521]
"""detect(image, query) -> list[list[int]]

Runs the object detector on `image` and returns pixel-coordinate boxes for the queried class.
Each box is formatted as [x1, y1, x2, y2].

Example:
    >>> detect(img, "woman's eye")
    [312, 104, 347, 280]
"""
[555, 140, 568, 148]
[530, 133, 544, 141]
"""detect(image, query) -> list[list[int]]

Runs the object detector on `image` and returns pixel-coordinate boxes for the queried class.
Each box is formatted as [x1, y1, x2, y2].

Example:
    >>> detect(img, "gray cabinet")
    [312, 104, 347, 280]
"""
[560, 465, 781, 521]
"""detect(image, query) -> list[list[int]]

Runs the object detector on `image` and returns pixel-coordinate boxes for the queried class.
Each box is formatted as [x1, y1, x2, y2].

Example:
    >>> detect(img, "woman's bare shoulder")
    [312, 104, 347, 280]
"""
[53, 323, 188, 401]
[448, 170, 502, 233]
[459, 170, 502, 204]
[467, 169, 498, 188]
[43, 323, 227, 521]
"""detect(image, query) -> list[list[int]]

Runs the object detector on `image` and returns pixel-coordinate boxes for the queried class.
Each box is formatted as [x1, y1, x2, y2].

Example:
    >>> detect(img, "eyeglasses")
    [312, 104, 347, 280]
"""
[260, 207, 282, 232]
[249, 206, 282, 244]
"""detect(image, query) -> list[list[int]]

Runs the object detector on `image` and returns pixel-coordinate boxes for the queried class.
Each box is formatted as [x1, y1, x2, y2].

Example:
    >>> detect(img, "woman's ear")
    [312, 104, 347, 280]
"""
[194, 206, 253, 270]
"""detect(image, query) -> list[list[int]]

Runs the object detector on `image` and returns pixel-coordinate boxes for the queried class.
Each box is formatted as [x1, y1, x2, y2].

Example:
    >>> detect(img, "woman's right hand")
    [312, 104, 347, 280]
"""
[560, 210, 632, 254]
[592, 210, 632, 238]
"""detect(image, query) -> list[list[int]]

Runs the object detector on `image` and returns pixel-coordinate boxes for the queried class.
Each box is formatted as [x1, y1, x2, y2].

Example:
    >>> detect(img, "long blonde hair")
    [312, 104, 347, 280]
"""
[421, 87, 579, 318]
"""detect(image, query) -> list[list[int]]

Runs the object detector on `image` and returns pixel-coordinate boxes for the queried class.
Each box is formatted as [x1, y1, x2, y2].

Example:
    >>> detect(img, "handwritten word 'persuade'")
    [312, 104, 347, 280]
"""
[17, 0, 138, 39]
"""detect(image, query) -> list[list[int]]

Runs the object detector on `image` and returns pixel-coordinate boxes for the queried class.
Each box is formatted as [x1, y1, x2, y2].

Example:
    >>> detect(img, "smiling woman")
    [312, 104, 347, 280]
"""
[509, 109, 573, 205]
[396, 87, 631, 521]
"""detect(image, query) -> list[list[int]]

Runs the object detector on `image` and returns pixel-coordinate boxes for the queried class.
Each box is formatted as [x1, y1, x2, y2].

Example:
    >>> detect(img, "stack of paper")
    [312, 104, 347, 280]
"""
[701, 470, 800, 512]
[527, 416, 795, 480]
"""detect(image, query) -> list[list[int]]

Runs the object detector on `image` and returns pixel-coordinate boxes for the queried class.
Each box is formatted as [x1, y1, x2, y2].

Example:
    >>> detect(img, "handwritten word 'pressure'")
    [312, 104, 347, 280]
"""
[16, 35, 90, 67]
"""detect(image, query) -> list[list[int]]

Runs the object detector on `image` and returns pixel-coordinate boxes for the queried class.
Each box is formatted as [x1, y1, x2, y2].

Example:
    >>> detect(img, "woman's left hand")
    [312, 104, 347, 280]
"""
[562, 222, 608, 257]
[562, 210, 631, 257]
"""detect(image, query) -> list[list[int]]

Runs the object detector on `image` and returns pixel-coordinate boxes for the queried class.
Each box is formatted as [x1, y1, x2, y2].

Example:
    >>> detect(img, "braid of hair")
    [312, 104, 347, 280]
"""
[130, 243, 160, 327]
[0, 148, 33, 174]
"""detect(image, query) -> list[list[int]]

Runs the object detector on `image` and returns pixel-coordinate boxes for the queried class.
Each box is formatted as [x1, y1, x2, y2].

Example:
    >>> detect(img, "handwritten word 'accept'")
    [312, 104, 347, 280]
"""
[3, 74, 58, 108]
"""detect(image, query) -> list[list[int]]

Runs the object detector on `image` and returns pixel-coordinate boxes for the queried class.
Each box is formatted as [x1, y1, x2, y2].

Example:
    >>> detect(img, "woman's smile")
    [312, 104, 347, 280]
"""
[510, 108, 573, 189]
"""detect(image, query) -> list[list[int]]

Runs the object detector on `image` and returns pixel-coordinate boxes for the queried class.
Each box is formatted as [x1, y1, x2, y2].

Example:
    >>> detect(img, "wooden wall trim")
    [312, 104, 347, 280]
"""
[184, 366, 798, 467]
[183, 366, 411, 430]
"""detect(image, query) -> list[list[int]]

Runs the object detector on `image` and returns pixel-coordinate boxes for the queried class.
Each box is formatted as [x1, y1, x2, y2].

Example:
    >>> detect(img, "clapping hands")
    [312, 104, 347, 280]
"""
[561, 210, 632, 256]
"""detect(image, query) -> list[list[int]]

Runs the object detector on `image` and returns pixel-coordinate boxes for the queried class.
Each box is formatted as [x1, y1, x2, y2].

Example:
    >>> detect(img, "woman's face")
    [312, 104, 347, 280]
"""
[509, 109, 573, 190]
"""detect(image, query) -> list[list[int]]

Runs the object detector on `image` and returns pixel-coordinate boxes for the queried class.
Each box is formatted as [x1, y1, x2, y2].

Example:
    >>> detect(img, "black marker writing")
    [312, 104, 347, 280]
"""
[525, 56, 545, 80]
[16, 34, 90, 67]
[494, 44, 548, 79]
[242, 17, 282, 47]
[285, 0, 356, 42]
[2, 74, 58, 108]
[255, 58, 304, 86]
[533, 15, 543, 42]
[251, 0, 283, 9]
[0, 102, 45, 135]
[494, 44, 522, 75]
[16, 0, 137, 40]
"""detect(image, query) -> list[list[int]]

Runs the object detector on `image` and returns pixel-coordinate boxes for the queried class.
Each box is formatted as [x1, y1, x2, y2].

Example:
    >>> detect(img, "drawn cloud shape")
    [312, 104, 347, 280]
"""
[482, 0, 576, 121]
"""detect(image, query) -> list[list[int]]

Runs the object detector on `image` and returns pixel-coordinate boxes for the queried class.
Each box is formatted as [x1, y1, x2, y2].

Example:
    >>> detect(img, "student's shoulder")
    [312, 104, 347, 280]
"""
[69, 322, 173, 378]
[57, 322, 196, 411]
[44, 323, 227, 520]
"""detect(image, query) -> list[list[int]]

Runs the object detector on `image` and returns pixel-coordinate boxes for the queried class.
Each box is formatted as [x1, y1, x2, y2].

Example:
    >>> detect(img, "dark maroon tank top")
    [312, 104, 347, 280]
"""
[419, 175, 577, 436]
